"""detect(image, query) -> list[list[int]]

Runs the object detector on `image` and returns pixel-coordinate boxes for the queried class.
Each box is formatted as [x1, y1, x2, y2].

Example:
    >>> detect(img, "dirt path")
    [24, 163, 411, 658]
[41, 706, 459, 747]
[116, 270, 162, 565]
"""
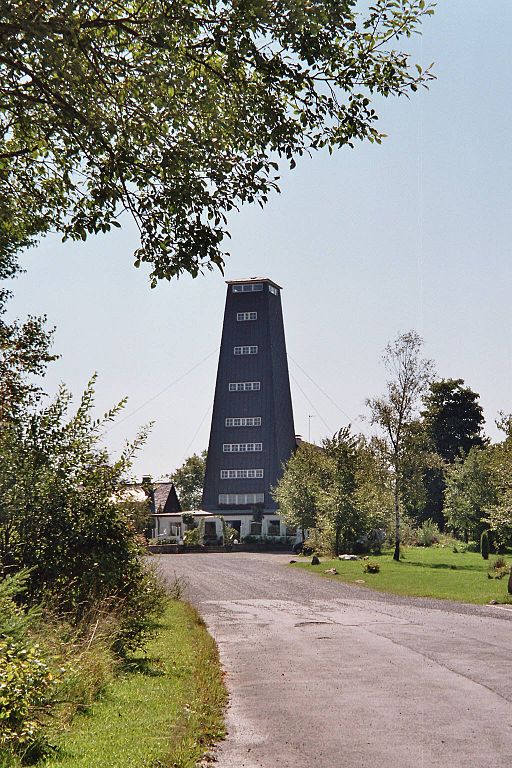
[156, 553, 512, 768]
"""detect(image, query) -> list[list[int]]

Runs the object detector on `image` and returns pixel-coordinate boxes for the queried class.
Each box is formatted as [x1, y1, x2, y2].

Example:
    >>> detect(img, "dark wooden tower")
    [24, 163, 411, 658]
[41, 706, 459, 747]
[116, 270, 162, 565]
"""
[202, 278, 295, 516]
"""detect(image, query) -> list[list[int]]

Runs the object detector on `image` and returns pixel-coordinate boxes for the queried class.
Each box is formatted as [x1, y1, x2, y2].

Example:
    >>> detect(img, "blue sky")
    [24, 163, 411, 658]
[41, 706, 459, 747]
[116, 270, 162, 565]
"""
[7, 1, 512, 479]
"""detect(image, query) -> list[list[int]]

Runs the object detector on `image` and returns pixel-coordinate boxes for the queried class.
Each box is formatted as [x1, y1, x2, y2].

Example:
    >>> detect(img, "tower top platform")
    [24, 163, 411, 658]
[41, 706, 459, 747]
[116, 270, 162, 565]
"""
[226, 277, 283, 290]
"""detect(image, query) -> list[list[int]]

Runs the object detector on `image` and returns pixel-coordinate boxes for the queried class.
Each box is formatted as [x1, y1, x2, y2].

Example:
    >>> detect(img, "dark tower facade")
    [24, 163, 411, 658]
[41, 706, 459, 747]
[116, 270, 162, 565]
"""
[202, 278, 295, 523]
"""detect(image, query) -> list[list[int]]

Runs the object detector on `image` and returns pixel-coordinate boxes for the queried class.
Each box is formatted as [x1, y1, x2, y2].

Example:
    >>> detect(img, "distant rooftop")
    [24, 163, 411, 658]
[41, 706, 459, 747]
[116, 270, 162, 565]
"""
[226, 277, 282, 290]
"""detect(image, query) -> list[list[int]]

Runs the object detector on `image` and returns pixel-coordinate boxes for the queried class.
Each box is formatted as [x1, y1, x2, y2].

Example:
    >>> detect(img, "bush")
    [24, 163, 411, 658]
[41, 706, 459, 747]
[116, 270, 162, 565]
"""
[363, 561, 380, 574]
[0, 569, 165, 762]
[0, 641, 57, 761]
[487, 556, 509, 581]
[183, 527, 202, 546]
[354, 528, 386, 555]
[0, 382, 166, 657]
[0, 573, 58, 762]
[416, 519, 440, 548]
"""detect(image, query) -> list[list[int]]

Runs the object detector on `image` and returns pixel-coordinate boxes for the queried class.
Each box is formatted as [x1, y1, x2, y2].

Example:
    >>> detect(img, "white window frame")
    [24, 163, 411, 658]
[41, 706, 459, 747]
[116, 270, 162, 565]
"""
[232, 283, 263, 293]
[225, 417, 261, 427]
[267, 519, 281, 536]
[218, 493, 265, 505]
[269, 285, 278, 295]
[234, 345, 258, 355]
[223, 443, 262, 453]
[220, 469, 264, 479]
[228, 382, 261, 391]
[237, 312, 257, 321]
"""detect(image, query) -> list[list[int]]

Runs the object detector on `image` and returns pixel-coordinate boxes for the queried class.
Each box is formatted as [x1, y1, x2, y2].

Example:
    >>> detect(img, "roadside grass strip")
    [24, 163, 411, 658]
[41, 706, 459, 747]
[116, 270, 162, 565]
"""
[41, 600, 226, 768]
[292, 547, 512, 604]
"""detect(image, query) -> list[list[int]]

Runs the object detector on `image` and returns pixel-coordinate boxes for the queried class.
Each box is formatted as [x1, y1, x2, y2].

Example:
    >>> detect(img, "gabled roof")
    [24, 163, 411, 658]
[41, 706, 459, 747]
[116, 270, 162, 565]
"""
[153, 482, 182, 514]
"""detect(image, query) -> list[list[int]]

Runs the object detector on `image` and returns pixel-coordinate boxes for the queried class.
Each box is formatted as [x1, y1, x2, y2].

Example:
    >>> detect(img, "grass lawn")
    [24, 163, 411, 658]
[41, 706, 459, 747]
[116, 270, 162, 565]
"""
[41, 600, 226, 768]
[292, 547, 512, 604]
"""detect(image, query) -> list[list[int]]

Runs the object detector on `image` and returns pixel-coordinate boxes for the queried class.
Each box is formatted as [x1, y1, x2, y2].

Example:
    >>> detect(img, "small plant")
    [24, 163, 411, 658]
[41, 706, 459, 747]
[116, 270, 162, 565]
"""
[488, 556, 509, 580]
[416, 519, 440, 547]
[168, 573, 187, 600]
[480, 530, 490, 560]
[363, 561, 380, 574]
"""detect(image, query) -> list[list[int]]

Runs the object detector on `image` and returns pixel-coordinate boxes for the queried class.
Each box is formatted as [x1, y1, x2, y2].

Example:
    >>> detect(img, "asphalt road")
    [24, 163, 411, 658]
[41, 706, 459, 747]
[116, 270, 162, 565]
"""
[156, 552, 512, 768]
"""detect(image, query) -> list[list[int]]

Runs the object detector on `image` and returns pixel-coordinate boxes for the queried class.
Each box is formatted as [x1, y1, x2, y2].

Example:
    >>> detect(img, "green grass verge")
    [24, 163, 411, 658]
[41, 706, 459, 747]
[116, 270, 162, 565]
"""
[292, 547, 512, 604]
[40, 600, 226, 768]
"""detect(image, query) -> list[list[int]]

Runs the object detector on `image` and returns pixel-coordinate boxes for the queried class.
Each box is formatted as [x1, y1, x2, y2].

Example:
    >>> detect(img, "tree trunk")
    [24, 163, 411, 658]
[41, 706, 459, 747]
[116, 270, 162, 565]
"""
[335, 526, 341, 556]
[393, 479, 400, 562]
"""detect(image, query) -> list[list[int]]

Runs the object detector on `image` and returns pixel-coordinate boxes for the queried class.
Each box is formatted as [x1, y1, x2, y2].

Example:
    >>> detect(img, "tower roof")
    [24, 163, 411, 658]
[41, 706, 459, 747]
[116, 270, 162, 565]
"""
[226, 277, 282, 290]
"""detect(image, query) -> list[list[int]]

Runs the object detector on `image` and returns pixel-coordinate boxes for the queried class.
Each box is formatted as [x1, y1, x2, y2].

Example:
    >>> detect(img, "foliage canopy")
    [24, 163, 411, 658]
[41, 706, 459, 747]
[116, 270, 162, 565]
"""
[0, 0, 434, 282]
[170, 450, 207, 510]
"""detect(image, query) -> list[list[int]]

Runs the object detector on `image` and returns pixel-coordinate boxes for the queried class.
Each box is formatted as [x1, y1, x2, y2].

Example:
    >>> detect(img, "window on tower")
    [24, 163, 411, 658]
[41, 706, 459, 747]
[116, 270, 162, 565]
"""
[223, 443, 262, 452]
[218, 493, 265, 505]
[269, 285, 278, 295]
[237, 312, 258, 321]
[232, 283, 263, 293]
[225, 417, 261, 427]
[228, 382, 261, 391]
[220, 469, 264, 479]
[234, 346, 258, 355]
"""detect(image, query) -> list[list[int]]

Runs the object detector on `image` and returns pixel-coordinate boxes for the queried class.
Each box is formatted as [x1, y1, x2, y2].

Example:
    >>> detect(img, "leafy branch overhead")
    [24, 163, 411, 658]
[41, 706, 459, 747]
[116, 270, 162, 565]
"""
[0, 0, 434, 283]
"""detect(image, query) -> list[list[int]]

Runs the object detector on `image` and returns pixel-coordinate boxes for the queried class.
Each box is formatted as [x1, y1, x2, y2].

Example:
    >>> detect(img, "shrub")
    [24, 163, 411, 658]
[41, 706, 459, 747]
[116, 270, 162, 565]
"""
[416, 519, 440, 548]
[0, 573, 58, 762]
[363, 561, 380, 574]
[487, 556, 509, 581]
[481, 530, 490, 560]
[183, 527, 202, 546]
[0, 381, 168, 666]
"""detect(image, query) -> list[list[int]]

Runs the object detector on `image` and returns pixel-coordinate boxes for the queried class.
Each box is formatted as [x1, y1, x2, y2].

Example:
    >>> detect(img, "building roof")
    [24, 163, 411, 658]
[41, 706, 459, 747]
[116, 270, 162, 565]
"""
[120, 480, 182, 514]
[225, 277, 282, 290]
[153, 482, 182, 514]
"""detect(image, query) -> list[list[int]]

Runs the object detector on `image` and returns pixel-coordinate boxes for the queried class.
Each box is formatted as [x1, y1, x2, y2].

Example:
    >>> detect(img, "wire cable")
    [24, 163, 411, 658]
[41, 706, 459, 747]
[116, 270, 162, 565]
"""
[180, 401, 213, 463]
[102, 348, 219, 434]
[289, 370, 333, 436]
[288, 353, 357, 423]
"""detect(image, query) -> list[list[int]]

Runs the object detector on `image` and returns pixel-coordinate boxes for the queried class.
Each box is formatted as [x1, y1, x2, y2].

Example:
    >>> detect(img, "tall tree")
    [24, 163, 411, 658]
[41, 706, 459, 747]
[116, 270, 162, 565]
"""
[421, 379, 486, 527]
[367, 331, 434, 561]
[321, 427, 360, 555]
[0, 1, 434, 281]
[170, 450, 207, 511]
[273, 442, 329, 542]
[422, 379, 486, 461]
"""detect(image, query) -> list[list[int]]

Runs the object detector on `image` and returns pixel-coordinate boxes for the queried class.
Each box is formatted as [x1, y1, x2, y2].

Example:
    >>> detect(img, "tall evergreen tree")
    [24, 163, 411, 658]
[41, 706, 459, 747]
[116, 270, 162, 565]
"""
[422, 379, 486, 461]
[421, 379, 486, 528]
